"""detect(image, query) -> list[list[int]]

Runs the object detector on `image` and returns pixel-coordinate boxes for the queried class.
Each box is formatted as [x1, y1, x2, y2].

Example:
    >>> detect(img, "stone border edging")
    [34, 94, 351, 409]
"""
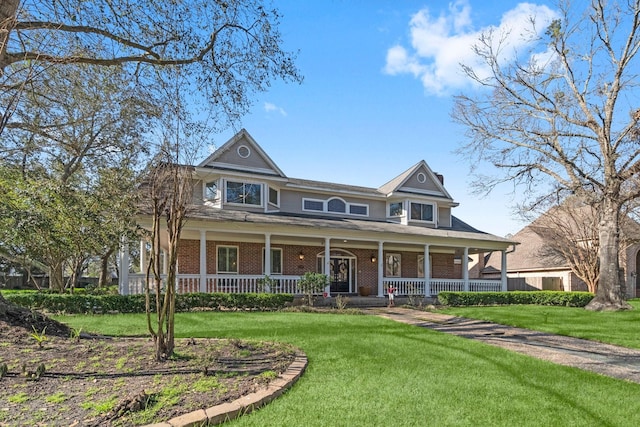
[144, 351, 308, 427]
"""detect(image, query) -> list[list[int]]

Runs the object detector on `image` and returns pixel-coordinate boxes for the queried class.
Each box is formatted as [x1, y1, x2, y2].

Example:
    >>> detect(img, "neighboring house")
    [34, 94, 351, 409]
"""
[119, 129, 515, 297]
[482, 206, 640, 298]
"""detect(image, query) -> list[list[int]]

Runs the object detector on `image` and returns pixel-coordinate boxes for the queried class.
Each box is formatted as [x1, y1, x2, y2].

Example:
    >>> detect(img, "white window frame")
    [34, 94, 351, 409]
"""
[385, 253, 401, 277]
[224, 179, 263, 207]
[303, 198, 325, 212]
[348, 203, 369, 216]
[262, 247, 283, 275]
[217, 245, 239, 274]
[409, 201, 436, 223]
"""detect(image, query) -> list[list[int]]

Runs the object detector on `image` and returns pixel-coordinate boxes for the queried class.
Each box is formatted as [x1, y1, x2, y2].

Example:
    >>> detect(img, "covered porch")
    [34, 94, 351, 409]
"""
[119, 217, 512, 297]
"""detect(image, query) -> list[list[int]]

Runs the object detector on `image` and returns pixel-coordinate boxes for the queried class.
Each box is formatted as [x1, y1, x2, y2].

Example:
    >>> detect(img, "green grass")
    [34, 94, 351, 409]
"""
[56, 311, 640, 427]
[437, 299, 640, 349]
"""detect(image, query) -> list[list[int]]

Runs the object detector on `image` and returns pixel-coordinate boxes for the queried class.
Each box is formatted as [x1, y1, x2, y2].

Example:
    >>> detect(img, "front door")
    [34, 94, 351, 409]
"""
[330, 257, 351, 293]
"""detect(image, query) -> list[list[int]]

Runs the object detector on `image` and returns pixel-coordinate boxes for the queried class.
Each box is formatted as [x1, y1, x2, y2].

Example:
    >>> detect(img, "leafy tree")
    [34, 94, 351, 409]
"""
[0, 63, 153, 292]
[453, 0, 640, 310]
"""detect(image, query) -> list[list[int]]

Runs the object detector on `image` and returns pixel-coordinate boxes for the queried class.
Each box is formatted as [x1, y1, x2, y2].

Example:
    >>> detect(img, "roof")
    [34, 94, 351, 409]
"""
[182, 204, 514, 248]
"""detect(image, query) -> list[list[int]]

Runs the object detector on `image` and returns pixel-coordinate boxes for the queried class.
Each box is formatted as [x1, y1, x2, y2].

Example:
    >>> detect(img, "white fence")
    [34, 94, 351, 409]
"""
[123, 274, 503, 296]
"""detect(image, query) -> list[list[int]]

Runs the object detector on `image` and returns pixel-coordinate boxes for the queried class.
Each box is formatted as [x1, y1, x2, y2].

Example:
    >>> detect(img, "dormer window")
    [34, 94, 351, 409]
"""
[226, 181, 262, 206]
[268, 187, 279, 206]
[389, 202, 403, 217]
[410, 202, 434, 222]
[204, 181, 218, 201]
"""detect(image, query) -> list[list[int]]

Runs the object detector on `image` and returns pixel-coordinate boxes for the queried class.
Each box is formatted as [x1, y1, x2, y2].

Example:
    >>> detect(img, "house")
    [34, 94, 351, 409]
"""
[482, 204, 640, 298]
[119, 129, 516, 297]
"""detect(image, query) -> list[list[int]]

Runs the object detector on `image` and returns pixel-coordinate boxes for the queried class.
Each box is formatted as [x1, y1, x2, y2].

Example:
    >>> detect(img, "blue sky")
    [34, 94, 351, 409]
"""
[212, 0, 559, 238]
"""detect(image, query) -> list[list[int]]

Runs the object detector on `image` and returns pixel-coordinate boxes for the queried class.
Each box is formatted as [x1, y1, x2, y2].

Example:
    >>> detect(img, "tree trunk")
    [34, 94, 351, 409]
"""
[0, 0, 19, 72]
[586, 198, 632, 311]
[49, 262, 65, 293]
[98, 248, 115, 288]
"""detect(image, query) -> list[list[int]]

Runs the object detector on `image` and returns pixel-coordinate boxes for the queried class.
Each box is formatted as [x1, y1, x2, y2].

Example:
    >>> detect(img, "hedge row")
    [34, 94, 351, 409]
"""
[436, 291, 594, 307]
[5, 292, 294, 314]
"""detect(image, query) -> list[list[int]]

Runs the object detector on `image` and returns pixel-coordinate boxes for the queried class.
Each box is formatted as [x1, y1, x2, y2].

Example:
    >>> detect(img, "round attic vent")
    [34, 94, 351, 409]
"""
[237, 145, 251, 158]
[417, 172, 426, 183]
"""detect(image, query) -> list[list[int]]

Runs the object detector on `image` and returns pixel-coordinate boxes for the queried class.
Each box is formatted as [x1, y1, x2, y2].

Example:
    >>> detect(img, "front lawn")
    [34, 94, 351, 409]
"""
[57, 311, 640, 426]
[437, 299, 640, 349]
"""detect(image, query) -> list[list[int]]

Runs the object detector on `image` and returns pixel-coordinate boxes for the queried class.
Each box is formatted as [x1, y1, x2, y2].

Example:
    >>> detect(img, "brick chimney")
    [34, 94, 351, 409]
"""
[435, 173, 444, 184]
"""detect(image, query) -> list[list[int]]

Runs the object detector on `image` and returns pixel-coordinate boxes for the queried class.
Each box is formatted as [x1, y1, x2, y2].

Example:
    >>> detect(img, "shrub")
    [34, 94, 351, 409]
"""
[4, 292, 294, 314]
[436, 291, 594, 307]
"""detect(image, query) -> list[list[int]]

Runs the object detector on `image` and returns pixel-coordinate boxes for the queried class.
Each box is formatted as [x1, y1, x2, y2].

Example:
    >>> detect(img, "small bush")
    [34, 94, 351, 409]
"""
[436, 291, 594, 307]
[297, 272, 328, 306]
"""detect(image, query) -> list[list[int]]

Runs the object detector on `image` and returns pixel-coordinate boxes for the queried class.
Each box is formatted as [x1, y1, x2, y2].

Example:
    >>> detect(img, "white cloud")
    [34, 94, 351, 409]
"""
[384, 1, 559, 96]
[264, 102, 287, 116]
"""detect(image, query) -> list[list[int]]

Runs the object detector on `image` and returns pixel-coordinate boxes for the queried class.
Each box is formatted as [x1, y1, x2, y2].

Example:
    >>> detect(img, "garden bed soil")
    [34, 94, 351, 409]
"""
[0, 317, 297, 426]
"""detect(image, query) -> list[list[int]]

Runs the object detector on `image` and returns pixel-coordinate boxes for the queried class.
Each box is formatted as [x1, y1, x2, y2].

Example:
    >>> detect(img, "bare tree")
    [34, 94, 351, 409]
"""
[143, 157, 193, 361]
[1, 0, 301, 131]
[453, 0, 640, 310]
[530, 201, 601, 293]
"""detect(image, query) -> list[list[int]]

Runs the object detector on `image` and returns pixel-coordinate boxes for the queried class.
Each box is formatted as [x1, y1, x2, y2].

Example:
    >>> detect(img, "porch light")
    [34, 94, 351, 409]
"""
[299, 252, 305, 260]
[370, 255, 376, 263]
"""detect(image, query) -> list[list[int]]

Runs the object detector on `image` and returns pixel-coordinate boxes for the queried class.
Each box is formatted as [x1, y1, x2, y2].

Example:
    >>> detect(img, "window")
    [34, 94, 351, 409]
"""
[327, 198, 346, 213]
[303, 199, 324, 211]
[385, 254, 401, 277]
[303, 197, 370, 217]
[269, 187, 279, 206]
[217, 246, 238, 273]
[226, 181, 262, 205]
[410, 202, 434, 222]
[263, 248, 282, 274]
[349, 204, 368, 216]
[237, 145, 251, 158]
[204, 181, 218, 200]
[389, 202, 403, 217]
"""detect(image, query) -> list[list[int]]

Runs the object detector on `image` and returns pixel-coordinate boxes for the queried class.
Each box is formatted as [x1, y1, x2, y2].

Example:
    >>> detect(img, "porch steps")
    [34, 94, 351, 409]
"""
[306, 295, 437, 308]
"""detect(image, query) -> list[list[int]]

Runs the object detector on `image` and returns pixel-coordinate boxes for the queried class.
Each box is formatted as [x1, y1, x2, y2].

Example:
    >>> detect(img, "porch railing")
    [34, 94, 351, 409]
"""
[123, 274, 302, 295]
[122, 274, 502, 296]
[384, 278, 503, 296]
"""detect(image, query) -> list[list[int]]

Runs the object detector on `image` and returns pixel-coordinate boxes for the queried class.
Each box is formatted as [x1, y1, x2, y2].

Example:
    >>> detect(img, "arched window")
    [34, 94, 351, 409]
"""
[327, 198, 346, 213]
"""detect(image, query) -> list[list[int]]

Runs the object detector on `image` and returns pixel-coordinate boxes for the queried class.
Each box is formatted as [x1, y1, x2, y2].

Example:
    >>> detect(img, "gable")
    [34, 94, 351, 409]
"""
[400, 164, 443, 194]
[198, 129, 285, 177]
[379, 160, 452, 199]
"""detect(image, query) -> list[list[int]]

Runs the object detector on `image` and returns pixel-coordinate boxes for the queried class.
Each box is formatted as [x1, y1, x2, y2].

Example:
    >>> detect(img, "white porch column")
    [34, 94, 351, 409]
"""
[324, 238, 331, 297]
[264, 233, 272, 276]
[118, 236, 130, 295]
[139, 240, 146, 274]
[463, 247, 469, 292]
[377, 241, 384, 297]
[501, 250, 508, 291]
[424, 244, 430, 297]
[199, 230, 207, 292]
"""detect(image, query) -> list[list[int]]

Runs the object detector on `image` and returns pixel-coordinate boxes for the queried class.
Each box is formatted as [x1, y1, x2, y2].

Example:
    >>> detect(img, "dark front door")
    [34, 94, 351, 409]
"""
[330, 258, 350, 293]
